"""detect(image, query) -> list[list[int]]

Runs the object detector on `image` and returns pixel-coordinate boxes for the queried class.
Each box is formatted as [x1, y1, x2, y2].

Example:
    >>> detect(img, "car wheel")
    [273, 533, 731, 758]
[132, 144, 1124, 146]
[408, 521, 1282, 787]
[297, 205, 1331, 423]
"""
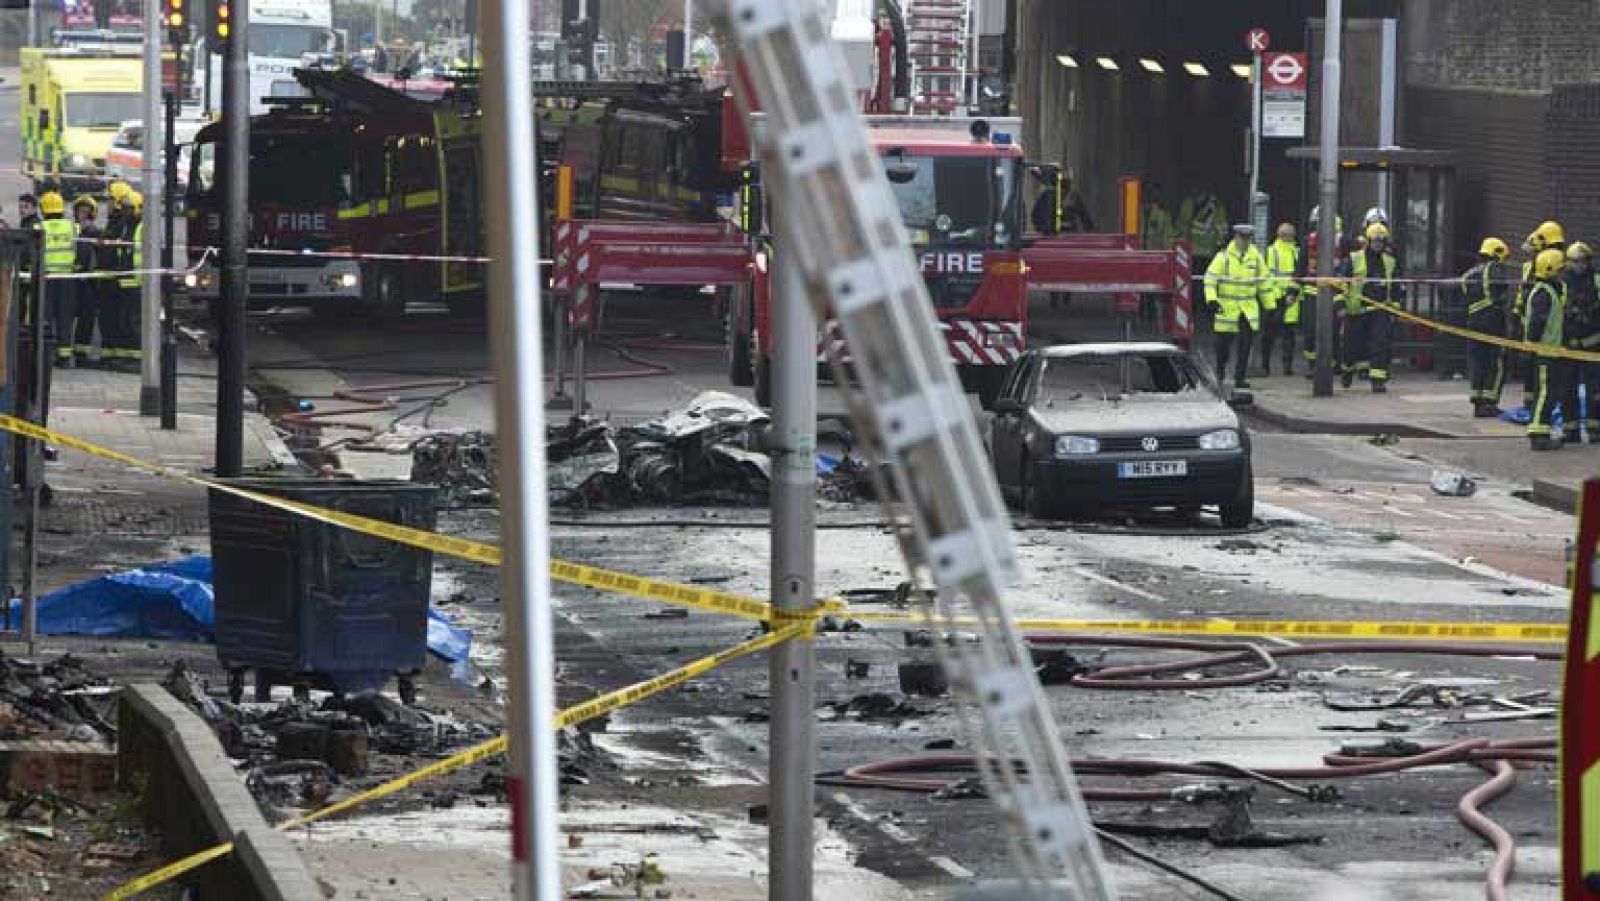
[367, 265, 407, 323]
[728, 309, 754, 387]
[1021, 459, 1052, 519]
[754, 353, 772, 407]
[445, 293, 485, 318]
[1219, 462, 1255, 529]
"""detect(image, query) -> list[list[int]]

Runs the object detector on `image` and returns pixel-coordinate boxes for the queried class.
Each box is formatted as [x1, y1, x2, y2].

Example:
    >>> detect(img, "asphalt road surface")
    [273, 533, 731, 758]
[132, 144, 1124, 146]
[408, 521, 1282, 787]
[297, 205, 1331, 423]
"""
[245, 290, 1572, 900]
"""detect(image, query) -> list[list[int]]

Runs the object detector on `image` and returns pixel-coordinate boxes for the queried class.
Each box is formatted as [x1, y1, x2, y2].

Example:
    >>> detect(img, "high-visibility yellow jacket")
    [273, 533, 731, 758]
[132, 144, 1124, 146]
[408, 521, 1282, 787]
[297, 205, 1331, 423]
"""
[1341, 249, 1398, 316]
[40, 217, 76, 275]
[1264, 238, 1300, 320]
[1203, 242, 1268, 334]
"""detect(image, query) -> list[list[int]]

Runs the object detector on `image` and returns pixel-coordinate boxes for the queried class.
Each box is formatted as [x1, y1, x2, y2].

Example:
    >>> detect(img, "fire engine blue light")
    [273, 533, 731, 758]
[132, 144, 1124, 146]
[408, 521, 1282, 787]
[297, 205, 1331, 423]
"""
[992, 132, 1013, 146]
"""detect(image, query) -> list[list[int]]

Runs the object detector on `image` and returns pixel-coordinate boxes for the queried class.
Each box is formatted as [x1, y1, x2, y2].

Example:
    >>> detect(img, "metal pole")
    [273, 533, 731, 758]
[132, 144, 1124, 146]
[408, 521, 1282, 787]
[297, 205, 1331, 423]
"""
[1248, 52, 1262, 247]
[1314, 0, 1342, 398]
[1377, 17, 1397, 210]
[21, 238, 43, 656]
[768, 211, 816, 901]
[480, 0, 561, 894]
[682, 0, 692, 69]
[215, 0, 249, 475]
[139, 16, 164, 417]
[571, 332, 586, 420]
[160, 89, 178, 430]
[968, 0, 980, 110]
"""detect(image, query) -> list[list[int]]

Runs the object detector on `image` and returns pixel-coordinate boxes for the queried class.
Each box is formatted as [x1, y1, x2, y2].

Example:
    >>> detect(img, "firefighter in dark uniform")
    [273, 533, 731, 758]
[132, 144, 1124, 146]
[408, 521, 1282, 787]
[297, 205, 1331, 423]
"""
[1517, 220, 1566, 408]
[1463, 236, 1513, 417]
[1526, 247, 1572, 451]
[1564, 241, 1600, 440]
[1337, 222, 1401, 392]
[17, 194, 39, 230]
[104, 191, 144, 370]
[70, 195, 105, 366]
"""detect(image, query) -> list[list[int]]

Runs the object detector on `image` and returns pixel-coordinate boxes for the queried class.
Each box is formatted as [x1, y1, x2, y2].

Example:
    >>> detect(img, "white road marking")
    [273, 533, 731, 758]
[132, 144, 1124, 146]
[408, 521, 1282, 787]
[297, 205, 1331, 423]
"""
[928, 856, 976, 881]
[832, 792, 916, 844]
[1070, 566, 1167, 603]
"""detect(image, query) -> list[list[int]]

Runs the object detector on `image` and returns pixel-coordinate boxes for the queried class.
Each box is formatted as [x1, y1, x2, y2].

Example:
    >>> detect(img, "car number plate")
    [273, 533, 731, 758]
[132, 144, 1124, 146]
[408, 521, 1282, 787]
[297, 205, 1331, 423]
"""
[1117, 460, 1187, 478]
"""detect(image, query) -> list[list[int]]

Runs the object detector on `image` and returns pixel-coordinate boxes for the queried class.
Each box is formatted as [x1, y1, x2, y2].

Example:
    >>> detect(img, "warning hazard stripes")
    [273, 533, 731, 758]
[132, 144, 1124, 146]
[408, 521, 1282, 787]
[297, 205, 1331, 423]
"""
[943, 319, 1024, 366]
[817, 319, 1023, 367]
[1563, 479, 1600, 898]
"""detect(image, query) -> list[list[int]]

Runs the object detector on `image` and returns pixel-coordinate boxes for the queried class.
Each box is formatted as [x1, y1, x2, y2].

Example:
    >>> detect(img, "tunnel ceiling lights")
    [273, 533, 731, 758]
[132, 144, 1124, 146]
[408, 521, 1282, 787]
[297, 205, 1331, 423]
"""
[1231, 63, 1253, 79]
[1138, 58, 1164, 73]
[1182, 61, 1209, 77]
[1055, 53, 1078, 68]
[1095, 56, 1119, 70]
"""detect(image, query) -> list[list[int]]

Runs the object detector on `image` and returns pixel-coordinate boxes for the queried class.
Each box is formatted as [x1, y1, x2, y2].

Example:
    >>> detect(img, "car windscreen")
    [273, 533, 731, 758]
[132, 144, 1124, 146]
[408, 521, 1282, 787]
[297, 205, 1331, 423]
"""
[883, 153, 1019, 249]
[65, 93, 141, 128]
[189, 134, 352, 206]
[1034, 353, 1203, 404]
[250, 24, 332, 58]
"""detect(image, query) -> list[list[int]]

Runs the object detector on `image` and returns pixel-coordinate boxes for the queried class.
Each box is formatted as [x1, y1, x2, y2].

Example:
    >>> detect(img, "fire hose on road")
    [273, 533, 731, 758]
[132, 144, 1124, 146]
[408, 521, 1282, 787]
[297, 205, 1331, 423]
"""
[830, 636, 1561, 900]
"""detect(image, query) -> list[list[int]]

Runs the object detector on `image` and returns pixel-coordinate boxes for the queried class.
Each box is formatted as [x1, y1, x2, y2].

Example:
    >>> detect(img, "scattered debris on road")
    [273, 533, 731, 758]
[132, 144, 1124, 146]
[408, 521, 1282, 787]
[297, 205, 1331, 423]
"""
[1430, 469, 1478, 497]
[411, 430, 498, 505]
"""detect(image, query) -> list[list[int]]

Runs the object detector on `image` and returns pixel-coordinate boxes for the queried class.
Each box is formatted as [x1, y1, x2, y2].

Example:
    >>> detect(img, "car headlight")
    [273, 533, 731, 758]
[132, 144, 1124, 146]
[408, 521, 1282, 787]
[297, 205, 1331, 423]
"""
[182, 272, 197, 288]
[63, 153, 92, 171]
[1054, 435, 1100, 457]
[1199, 429, 1241, 451]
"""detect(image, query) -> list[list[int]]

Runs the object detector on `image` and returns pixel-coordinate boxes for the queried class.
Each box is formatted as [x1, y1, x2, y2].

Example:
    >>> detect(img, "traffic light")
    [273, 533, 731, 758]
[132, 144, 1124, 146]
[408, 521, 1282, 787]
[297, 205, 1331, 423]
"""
[207, 0, 230, 50]
[165, 0, 189, 44]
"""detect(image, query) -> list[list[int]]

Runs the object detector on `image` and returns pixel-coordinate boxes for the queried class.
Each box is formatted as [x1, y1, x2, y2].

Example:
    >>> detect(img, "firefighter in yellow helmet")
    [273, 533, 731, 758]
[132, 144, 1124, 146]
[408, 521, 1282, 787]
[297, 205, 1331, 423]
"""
[1516, 221, 1566, 407]
[1336, 221, 1401, 392]
[1462, 237, 1513, 417]
[1565, 241, 1600, 439]
[1203, 223, 1270, 389]
[105, 191, 144, 369]
[38, 191, 79, 367]
[1526, 247, 1572, 450]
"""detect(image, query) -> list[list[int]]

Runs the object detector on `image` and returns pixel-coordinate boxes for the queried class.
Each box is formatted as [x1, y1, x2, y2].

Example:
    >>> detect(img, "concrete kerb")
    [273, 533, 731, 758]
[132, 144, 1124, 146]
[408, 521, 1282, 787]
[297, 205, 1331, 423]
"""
[1244, 402, 1461, 439]
[1531, 477, 1581, 514]
[118, 684, 321, 901]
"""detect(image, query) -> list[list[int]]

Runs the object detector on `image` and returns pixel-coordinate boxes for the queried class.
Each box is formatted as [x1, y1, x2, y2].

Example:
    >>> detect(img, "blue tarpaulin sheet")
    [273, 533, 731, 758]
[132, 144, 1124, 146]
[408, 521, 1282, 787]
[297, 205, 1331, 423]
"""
[6, 556, 472, 666]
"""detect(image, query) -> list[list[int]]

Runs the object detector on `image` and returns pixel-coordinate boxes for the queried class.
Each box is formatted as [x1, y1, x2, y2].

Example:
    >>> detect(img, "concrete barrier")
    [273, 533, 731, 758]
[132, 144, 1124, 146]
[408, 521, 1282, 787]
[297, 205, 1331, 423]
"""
[118, 683, 321, 901]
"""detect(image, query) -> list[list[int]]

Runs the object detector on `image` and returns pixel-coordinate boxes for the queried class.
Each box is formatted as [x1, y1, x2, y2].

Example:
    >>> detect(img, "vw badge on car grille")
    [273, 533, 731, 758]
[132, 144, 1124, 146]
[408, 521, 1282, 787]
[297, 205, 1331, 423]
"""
[1141, 436, 1160, 452]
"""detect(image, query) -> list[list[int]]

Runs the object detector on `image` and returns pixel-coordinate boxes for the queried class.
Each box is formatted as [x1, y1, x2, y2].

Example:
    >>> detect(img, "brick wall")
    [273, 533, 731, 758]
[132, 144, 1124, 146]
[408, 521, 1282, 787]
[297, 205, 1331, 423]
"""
[1404, 85, 1548, 262]
[1406, 0, 1600, 91]
[1544, 83, 1600, 246]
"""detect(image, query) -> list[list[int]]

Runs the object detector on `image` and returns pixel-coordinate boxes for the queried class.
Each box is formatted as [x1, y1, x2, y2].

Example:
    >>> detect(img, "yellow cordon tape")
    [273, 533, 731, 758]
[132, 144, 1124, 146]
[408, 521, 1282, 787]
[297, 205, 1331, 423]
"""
[0, 414, 816, 625]
[105, 622, 809, 899]
[1357, 297, 1600, 364]
[0, 414, 1565, 645]
[849, 612, 1568, 643]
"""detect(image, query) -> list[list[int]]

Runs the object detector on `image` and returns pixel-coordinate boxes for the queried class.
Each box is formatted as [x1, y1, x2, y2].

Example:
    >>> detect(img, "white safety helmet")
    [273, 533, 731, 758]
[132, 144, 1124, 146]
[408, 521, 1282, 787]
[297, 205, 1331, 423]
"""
[1363, 206, 1389, 228]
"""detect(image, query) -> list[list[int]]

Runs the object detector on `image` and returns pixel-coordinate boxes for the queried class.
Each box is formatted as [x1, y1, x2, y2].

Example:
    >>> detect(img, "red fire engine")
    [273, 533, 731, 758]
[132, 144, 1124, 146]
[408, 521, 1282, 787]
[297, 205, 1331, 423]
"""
[733, 115, 1030, 405]
[184, 69, 485, 319]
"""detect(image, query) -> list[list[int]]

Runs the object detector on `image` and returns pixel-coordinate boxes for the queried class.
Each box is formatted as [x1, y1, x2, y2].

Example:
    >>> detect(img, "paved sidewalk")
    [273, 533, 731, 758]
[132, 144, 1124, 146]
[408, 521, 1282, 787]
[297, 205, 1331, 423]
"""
[36, 339, 298, 499]
[1245, 371, 1525, 439]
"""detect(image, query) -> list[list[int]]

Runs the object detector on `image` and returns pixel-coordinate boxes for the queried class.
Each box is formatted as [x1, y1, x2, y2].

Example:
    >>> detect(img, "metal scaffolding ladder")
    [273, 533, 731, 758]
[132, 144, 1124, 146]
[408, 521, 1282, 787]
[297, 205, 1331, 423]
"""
[904, 0, 973, 114]
[718, 0, 1114, 895]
